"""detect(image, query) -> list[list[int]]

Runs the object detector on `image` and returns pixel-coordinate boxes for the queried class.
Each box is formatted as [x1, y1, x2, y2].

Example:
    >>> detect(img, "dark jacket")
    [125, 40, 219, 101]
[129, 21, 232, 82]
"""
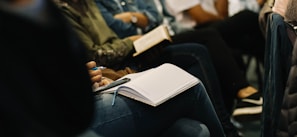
[262, 13, 293, 137]
[0, 1, 94, 137]
[277, 25, 297, 137]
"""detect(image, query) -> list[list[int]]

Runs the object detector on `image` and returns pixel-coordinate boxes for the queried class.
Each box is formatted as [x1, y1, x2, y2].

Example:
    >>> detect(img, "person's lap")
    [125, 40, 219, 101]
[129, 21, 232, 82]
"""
[90, 83, 224, 137]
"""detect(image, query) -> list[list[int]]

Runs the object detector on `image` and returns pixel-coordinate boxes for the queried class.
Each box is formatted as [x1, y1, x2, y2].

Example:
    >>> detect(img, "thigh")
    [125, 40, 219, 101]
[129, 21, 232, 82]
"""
[209, 10, 265, 51]
[91, 83, 224, 137]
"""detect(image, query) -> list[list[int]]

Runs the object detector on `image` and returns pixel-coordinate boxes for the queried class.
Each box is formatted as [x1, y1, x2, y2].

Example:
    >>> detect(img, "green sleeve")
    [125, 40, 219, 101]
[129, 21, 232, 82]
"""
[61, 8, 134, 67]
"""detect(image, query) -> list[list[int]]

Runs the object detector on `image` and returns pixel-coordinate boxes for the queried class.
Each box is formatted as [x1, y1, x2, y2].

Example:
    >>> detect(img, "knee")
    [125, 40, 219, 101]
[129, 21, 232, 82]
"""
[163, 118, 210, 137]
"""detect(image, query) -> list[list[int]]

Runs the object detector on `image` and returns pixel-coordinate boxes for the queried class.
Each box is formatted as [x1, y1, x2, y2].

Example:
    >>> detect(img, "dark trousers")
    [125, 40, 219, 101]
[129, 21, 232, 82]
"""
[199, 10, 265, 58]
[171, 28, 249, 113]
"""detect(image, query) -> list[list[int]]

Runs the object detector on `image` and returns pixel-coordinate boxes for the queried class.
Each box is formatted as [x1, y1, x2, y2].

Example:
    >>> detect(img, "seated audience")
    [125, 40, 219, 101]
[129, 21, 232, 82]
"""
[58, 0, 246, 137]
[0, 0, 225, 137]
[94, 0, 261, 136]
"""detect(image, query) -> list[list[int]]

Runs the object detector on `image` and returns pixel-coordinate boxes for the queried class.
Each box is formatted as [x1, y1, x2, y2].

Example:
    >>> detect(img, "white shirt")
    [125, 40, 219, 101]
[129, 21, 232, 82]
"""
[164, 0, 218, 28]
[228, 0, 260, 16]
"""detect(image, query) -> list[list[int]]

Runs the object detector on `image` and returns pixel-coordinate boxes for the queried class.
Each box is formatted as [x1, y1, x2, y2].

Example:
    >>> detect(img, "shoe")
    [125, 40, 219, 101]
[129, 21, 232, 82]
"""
[233, 101, 262, 116]
[241, 92, 263, 105]
[233, 92, 262, 116]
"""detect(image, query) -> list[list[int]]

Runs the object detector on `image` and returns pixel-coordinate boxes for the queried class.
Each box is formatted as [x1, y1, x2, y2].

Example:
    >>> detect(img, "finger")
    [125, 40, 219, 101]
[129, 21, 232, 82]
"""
[91, 75, 102, 83]
[89, 68, 102, 76]
[99, 77, 113, 86]
[86, 61, 97, 69]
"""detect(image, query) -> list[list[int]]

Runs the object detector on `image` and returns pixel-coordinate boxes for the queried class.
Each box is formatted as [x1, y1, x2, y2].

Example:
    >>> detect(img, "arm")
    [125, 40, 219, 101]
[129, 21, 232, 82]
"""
[96, 2, 138, 38]
[257, 0, 267, 7]
[136, 0, 163, 30]
[164, 0, 224, 24]
[113, 12, 149, 28]
[61, 9, 135, 67]
[214, 0, 228, 18]
[95, 0, 162, 38]
[186, 4, 224, 25]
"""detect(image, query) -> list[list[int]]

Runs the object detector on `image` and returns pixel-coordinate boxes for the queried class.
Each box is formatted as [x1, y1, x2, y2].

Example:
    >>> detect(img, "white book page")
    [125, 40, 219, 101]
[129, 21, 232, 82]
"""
[98, 63, 199, 106]
[99, 69, 154, 93]
[133, 25, 171, 56]
[122, 64, 198, 105]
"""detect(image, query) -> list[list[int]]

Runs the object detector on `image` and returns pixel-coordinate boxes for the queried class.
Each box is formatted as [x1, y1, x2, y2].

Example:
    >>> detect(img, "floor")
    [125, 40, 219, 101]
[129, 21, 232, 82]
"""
[238, 120, 261, 137]
[233, 56, 263, 137]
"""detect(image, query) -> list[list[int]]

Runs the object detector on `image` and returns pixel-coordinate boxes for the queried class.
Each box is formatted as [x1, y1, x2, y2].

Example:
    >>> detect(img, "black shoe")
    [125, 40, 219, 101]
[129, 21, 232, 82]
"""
[241, 92, 263, 105]
[233, 91, 262, 116]
[233, 99, 262, 122]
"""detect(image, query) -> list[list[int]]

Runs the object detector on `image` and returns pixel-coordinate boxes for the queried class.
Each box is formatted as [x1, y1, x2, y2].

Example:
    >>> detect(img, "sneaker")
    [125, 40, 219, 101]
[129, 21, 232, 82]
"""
[233, 101, 262, 116]
[241, 92, 263, 105]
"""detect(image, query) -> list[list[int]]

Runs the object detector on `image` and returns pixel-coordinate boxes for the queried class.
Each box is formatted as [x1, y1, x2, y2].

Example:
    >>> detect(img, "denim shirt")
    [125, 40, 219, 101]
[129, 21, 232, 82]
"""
[95, 0, 162, 38]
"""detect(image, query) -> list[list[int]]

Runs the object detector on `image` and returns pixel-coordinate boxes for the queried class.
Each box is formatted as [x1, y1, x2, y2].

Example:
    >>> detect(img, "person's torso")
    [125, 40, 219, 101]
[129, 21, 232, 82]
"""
[164, 0, 218, 28]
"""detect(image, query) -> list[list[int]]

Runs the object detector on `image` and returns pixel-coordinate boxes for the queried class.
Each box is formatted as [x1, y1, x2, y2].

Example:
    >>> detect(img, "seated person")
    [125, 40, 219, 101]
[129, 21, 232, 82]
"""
[87, 61, 224, 137]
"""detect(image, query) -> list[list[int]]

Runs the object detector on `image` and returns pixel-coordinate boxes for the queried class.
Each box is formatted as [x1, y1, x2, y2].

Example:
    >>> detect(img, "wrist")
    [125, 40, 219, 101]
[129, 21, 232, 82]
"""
[130, 12, 138, 24]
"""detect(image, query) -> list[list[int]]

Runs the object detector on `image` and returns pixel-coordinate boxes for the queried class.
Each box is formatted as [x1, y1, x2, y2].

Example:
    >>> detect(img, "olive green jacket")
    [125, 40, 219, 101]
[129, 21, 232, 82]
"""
[57, 0, 134, 67]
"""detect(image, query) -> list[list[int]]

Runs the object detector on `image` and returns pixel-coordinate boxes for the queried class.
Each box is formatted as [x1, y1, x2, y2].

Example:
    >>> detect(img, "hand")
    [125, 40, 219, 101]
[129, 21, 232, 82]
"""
[128, 35, 142, 41]
[99, 77, 114, 86]
[86, 61, 114, 89]
[86, 61, 102, 83]
[114, 12, 133, 23]
[114, 12, 149, 28]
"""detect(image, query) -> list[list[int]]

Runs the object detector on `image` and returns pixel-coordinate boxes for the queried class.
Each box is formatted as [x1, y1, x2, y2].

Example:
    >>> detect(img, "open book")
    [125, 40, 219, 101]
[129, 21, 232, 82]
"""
[133, 25, 172, 57]
[94, 63, 199, 107]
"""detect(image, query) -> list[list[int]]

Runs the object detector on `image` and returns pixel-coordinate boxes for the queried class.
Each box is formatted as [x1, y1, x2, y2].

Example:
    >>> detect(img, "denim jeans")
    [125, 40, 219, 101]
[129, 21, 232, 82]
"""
[160, 43, 236, 135]
[133, 42, 236, 135]
[91, 82, 224, 137]
[160, 118, 210, 137]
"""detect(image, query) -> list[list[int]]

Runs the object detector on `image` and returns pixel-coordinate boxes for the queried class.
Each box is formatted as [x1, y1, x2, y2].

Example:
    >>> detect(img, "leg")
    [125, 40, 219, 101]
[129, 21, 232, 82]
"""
[160, 43, 239, 136]
[208, 10, 265, 53]
[160, 118, 210, 137]
[90, 83, 224, 137]
[171, 28, 249, 111]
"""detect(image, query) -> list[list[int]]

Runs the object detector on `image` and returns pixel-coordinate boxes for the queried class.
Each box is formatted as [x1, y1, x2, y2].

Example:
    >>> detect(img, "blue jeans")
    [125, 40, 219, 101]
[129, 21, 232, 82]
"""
[161, 43, 236, 135]
[91, 83, 224, 137]
[160, 118, 210, 137]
